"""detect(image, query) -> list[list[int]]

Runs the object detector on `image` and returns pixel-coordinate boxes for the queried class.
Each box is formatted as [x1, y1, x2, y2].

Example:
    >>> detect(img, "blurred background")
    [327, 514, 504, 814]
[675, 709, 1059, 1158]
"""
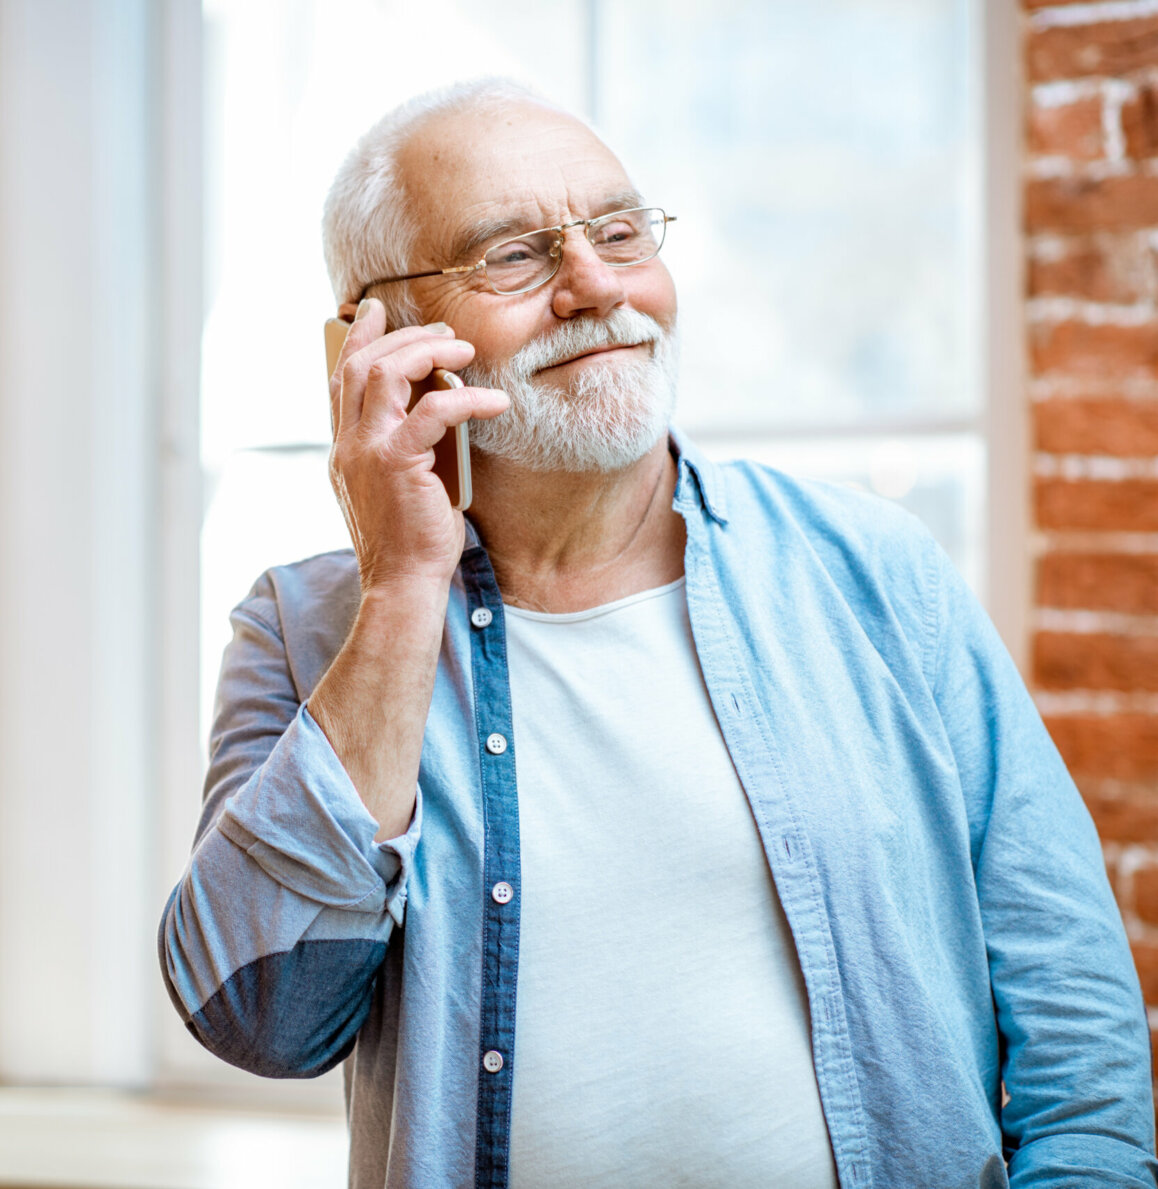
[1, 0, 1155, 1185]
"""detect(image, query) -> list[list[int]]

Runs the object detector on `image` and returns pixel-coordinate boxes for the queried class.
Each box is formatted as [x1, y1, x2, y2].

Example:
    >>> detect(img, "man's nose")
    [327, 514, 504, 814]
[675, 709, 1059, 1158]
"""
[549, 230, 627, 321]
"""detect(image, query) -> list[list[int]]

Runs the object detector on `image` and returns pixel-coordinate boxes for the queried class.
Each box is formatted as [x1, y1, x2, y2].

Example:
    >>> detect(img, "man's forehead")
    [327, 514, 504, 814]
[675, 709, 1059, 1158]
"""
[444, 184, 644, 261]
[397, 102, 636, 255]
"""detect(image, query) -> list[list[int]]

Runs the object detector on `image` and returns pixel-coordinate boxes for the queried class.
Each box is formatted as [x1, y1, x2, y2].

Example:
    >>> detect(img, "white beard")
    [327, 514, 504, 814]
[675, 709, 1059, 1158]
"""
[459, 308, 680, 473]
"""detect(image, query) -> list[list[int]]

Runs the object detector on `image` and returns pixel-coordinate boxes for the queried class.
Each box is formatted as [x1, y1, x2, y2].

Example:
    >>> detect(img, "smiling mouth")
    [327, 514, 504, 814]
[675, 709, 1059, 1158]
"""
[542, 342, 649, 370]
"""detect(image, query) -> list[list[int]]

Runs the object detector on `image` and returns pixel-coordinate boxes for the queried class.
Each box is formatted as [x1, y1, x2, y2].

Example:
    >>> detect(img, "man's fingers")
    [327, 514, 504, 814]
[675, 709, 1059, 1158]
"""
[393, 386, 510, 458]
[330, 298, 384, 383]
[331, 314, 460, 433]
[328, 299, 385, 430]
[356, 337, 477, 431]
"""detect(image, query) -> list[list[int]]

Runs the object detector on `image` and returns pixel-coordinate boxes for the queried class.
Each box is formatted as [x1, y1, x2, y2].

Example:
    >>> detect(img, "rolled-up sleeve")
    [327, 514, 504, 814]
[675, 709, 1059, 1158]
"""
[158, 580, 420, 1079]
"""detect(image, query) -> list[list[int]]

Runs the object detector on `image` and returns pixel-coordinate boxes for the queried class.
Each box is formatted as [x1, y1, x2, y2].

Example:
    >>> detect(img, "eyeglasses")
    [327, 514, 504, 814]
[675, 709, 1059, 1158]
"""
[356, 206, 676, 300]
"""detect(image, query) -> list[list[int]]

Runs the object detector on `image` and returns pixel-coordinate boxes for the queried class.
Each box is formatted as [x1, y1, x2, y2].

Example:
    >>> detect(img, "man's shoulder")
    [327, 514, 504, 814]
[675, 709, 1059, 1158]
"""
[236, 547, 360, 629]
[223, 548, 360, 699]
[715, 456, 936, 570]
[675, 434, 929, 558]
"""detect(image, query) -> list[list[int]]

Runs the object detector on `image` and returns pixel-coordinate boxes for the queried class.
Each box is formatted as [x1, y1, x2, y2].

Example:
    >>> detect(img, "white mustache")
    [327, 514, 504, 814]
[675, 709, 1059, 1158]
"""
[500, 309, 665, 381]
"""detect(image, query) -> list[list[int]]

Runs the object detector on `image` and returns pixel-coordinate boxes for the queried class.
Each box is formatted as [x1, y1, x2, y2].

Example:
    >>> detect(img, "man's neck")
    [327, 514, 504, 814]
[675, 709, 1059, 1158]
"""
[465, 436, 686, 614]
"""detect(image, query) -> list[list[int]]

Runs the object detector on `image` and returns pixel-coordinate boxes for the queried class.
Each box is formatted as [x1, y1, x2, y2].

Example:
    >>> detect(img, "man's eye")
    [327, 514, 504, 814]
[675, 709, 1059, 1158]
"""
[591, 221, 638, 245]
[488, 240, 541, 266]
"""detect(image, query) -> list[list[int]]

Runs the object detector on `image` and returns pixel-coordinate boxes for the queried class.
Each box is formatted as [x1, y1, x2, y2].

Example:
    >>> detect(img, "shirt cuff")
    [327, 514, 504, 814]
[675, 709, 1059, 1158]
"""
[216, 702, 422, 923]
[1008, 1131, 1158, 1187]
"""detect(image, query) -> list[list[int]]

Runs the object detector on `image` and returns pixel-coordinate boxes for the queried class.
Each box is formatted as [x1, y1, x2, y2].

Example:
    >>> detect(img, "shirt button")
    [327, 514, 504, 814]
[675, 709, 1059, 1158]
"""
[470, 606, 493, 628]
[485, 733, 507, 755]
[491, 881, 514, 905]
[482, 1050, 504, 1073]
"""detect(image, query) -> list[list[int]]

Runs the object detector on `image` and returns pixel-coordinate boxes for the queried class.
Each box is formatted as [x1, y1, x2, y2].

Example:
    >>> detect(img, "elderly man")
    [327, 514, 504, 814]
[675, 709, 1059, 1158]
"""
[160, 80, 1156, 1188]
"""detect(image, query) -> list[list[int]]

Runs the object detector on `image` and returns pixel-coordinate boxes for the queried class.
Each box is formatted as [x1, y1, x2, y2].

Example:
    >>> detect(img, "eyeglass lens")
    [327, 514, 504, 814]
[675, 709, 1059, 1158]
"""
[483, 207, 667, 294]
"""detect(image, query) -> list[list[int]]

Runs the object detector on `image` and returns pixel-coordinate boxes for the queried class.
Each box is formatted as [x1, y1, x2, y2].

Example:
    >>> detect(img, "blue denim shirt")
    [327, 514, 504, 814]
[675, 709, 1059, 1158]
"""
[160, 434, 1156, 1188]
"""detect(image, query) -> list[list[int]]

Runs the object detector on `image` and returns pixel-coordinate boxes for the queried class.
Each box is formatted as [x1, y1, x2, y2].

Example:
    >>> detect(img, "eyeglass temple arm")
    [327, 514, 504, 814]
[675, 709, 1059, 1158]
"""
[355, 262, 480, 304]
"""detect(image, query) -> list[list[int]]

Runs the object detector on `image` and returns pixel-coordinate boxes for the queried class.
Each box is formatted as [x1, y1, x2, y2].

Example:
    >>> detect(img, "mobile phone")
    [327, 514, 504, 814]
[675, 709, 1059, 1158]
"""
[325, 317, 472, 511]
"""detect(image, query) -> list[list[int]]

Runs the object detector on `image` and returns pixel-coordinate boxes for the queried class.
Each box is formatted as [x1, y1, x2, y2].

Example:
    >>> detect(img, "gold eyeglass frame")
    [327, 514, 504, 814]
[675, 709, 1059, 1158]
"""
[354, 206, 676, 303]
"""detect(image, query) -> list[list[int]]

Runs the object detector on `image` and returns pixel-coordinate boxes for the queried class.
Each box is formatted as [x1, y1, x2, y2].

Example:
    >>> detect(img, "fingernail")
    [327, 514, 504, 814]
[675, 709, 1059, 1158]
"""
[356, 299, 373, 320]
[424, 321, 451, 334]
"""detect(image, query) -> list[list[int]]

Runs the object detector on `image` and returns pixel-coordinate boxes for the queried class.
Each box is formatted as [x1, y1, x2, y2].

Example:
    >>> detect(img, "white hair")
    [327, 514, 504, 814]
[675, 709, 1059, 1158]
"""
[321, 78, 564, 329]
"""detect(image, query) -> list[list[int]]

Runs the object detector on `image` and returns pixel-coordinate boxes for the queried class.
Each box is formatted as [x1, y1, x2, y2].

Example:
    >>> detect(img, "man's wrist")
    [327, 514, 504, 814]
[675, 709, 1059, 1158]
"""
[358, 571, 454, 616]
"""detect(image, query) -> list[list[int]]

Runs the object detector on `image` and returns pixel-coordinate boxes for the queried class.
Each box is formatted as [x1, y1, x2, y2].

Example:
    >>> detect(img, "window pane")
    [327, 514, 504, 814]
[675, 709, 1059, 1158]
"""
[598, 0, 978, 434]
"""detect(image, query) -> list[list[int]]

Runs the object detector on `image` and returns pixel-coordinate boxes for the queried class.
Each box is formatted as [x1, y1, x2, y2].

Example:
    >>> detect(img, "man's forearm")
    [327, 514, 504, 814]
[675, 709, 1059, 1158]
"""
[308, 577, 450, 841]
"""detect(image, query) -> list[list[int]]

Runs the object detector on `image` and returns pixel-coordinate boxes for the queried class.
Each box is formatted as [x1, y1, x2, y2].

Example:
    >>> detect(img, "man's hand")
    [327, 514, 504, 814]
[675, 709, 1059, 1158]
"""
[328, 298, 509, 592]
[309, 298, 508, 840]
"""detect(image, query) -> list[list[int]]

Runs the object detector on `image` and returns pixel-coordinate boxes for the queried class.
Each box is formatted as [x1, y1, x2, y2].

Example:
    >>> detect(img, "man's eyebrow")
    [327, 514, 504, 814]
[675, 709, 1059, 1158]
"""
[448, 190, 648, 264]
[449, 216, 527, 264]
[598, 189, 647, 215]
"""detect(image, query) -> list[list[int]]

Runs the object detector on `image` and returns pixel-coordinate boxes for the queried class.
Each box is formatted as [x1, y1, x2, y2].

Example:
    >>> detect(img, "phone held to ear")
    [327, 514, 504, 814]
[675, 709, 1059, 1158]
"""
[325, 317, 473, 511]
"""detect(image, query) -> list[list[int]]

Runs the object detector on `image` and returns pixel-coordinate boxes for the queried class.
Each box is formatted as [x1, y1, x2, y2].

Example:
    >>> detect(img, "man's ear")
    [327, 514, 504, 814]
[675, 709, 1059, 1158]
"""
[337, 301, 358, 323]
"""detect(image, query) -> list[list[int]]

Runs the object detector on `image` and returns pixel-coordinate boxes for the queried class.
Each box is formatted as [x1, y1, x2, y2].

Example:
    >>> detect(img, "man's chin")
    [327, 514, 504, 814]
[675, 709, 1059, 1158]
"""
[469, 382, 674, 474]
[469, 419, 667, 475]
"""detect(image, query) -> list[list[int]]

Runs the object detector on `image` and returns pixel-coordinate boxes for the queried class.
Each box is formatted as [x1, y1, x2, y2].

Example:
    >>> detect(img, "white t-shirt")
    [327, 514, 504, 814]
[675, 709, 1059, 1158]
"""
[504, 578, 838, 1189]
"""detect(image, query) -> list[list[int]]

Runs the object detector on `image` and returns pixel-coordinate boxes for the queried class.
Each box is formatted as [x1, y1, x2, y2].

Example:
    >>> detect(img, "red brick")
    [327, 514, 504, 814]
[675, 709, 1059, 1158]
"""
[1034, 397, 1158, 454]
[1046, 714, 1158, 782]
[1028, 237, 1151, 303]
[1081, 783, 1158, 842]
[1033, 630, 1158, 690]
[1133, 864, 1158, 925]
[1037, 552, 1158, 615]
[1029, 95, 1105, 159]
[1031, 320, 1158, 378]
[1133, 940, 1158, 1002]
[1036, 476, 1158, 530]
[1123, 83, 1158, 158]
[1027, 176, 1158, 234]
[1027, 16, 1158, 82]
[1035, 476, 1158, 530]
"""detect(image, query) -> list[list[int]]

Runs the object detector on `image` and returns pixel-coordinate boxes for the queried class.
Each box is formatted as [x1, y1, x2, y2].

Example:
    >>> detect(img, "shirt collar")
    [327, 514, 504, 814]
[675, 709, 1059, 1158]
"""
[669, 427, 728, 525]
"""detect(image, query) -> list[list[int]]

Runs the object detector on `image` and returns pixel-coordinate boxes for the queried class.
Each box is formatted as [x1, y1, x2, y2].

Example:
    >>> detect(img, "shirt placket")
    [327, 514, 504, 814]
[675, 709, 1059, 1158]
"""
[460, 544, 522, 1189]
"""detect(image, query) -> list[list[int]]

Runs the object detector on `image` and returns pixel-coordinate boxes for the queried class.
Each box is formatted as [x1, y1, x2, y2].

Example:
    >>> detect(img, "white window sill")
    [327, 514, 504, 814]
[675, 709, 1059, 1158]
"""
[0, 1088, 347, 1189]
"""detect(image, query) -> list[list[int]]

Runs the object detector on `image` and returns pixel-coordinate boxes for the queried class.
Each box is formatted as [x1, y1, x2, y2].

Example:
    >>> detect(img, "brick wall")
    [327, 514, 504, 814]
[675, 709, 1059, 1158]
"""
[1024, 0, 1158, 1078]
